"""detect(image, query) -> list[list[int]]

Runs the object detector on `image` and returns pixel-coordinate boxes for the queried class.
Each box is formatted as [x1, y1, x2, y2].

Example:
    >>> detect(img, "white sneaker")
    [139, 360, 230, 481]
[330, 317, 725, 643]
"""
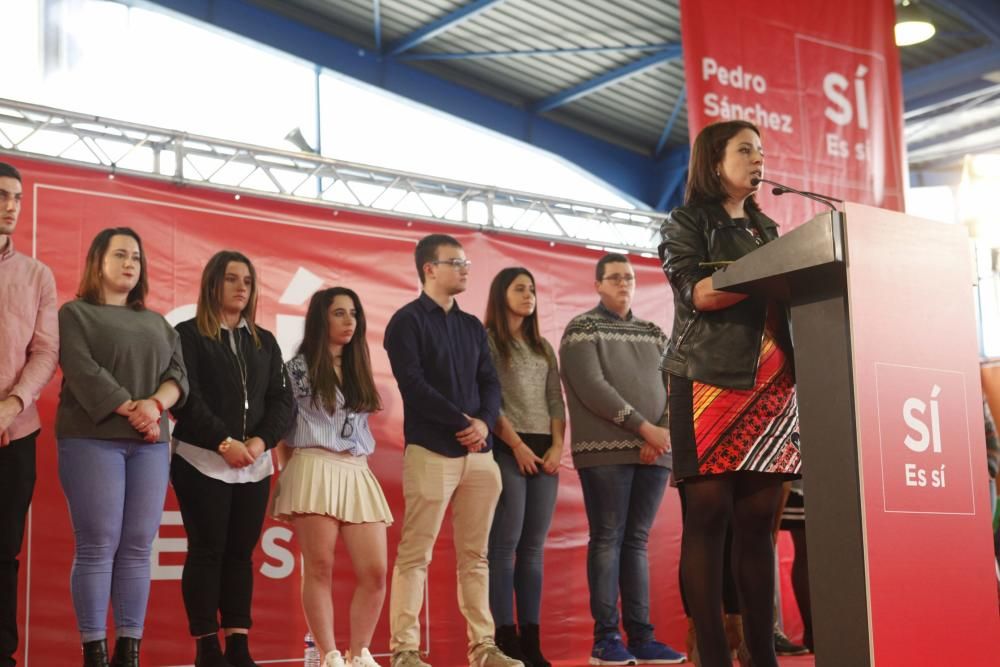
[351, 647, 382, 666]
[325, 649, 347, 667]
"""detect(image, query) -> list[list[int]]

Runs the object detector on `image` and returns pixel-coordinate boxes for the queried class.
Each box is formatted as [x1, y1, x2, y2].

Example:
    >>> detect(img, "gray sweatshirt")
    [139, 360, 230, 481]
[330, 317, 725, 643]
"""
[56, 299, 188, 441]
[560, 303, 670, 469]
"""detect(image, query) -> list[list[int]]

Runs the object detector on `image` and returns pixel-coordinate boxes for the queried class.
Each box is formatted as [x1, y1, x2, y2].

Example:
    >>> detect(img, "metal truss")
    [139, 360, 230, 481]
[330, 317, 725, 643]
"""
[0, 98, 666, 253]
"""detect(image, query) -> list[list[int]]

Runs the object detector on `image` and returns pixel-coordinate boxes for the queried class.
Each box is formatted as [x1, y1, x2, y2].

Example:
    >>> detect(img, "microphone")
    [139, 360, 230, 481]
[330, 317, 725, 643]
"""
[750, 177, 839, 212]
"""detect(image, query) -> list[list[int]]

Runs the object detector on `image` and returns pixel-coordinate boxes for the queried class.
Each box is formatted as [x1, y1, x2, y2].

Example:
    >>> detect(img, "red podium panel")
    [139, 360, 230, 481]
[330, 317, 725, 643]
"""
[845, 204, 998, 665]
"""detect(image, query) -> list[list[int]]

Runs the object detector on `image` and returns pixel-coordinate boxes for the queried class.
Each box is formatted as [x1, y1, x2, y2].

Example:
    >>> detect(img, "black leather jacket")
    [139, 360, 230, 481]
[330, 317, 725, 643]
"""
[658, 202, 792, 390]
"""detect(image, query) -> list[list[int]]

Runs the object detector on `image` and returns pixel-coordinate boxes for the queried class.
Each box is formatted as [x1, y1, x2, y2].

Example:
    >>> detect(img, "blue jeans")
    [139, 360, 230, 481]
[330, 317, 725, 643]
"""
[577, 463, 669, 643]
[57, 438, 170, 641]
[487, 449, 559, 626]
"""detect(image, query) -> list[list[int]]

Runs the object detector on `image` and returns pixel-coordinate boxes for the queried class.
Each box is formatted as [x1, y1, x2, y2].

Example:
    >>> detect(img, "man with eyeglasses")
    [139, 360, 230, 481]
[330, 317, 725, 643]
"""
[0, 161, 58, 667]
[384, 234, 520, 667]
[559, 253, 684, 665]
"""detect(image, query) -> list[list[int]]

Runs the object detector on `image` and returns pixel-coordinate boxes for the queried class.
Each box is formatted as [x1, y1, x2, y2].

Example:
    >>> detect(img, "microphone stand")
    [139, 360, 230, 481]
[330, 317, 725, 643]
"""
[751, 177, 840, 213]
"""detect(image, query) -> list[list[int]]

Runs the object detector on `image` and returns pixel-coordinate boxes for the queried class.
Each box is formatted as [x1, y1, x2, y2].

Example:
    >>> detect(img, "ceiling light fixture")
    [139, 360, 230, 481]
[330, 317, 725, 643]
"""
[895, 0, 936, 47]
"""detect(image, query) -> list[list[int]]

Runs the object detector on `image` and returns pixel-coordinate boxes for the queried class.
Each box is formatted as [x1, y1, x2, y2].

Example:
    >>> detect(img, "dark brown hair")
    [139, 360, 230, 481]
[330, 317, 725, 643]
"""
[595, 252, 630, 281]
[685, 120, 761, 212]
[195, 250, 261, 347]
[0, 162, 22, 183]
[297, 287, 381, 414]
[76, 227, 148, 310]
[484, 267, 549, 367]
[414, 233, 461, 284]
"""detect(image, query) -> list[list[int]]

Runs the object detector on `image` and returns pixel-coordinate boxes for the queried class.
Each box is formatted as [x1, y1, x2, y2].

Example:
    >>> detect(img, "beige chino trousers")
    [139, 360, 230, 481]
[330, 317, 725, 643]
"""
[389, 444, 502, 657]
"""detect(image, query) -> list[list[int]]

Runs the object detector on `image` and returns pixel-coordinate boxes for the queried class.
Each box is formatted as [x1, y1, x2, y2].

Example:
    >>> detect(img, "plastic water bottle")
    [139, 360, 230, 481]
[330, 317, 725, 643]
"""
[304, 632, 322, 666]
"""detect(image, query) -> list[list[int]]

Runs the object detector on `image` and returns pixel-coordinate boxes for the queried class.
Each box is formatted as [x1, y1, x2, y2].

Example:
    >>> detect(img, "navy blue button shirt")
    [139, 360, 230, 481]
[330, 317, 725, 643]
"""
[384, 292, 501, 457]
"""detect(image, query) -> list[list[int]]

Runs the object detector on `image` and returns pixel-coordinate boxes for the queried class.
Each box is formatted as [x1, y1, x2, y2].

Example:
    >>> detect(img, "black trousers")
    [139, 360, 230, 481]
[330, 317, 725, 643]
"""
[170, 454, 270, 636]
[0, 432, 37, 667]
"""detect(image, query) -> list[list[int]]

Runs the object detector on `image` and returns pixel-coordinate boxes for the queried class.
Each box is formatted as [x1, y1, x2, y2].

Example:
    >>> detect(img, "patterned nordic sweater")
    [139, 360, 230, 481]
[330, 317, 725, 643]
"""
[559, 302, 671, 469]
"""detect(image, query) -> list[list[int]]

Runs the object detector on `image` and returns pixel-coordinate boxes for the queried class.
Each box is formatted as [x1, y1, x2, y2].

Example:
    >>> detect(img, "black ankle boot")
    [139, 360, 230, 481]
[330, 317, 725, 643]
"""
[224, 633, 259, 667]
[519, 624, 550, 667]
[196, 634, 233, 667]
[82, 639, 110, 667]
[110, 637, 140, 667]
[495, 625, 530, 665]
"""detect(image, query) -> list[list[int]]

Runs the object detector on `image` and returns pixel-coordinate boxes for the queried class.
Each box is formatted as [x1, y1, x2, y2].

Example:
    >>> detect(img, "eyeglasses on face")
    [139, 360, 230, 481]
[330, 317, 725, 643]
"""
[601, 273, 635, 284]
[432, 258, 472, 269]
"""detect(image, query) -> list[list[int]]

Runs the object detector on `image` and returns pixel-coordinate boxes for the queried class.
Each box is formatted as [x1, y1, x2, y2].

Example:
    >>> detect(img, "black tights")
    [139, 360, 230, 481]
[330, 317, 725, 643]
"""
[680, 472, 784, 667]
[787, 524, 812, 649]
[677, 485, 739, 615]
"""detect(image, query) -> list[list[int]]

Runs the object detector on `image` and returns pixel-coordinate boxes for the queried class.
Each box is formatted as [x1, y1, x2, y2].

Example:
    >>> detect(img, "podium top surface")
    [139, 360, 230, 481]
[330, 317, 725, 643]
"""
[712, 210, 844, 298]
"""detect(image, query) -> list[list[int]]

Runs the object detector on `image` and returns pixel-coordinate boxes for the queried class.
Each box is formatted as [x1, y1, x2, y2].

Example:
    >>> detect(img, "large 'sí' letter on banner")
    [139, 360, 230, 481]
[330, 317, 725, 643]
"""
[680, 0, 905, 227]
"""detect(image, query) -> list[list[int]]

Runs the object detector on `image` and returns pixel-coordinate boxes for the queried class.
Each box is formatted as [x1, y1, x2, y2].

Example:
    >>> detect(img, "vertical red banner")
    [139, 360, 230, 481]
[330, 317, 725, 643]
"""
[679, 0, 906, 228]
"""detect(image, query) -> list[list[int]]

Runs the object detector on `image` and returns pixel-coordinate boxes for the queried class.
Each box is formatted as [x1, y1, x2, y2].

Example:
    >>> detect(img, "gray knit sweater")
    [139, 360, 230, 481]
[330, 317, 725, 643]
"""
[487, 334, 565, 435]
[560, 303, 670, 469]
[56, 299, 188, 442]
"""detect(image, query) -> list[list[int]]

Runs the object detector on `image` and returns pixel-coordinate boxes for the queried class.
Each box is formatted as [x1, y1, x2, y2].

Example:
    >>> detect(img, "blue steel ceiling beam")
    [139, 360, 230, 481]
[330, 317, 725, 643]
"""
[904, 82, 1000, 122]
[905, 84, 1000, 148]
[655, 167, 687, 211]
[531, 46, 682, 114]
[906, 77, 1000, 118]
[397, 43, 674, 62]
[652, 145, 690, 211]
[654, 87, 686, 158]
[903, 45, 1000, 114]
[140, 0, 676, 208]
[384, 0, 508, 57]
[926, 0, 1000, 43]
[908, 113, 1000, 153]
[909, 137, 1000, 171]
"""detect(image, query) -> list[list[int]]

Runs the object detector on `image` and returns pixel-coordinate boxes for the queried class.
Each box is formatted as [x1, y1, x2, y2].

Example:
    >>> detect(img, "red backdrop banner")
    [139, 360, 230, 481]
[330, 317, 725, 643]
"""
[679, 0, 906, 228]
[7, 155, 717, 666]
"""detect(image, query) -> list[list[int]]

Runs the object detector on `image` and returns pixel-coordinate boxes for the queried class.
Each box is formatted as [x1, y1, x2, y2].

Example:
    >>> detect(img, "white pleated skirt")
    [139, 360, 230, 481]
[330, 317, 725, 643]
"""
[271, 447, 393, 525]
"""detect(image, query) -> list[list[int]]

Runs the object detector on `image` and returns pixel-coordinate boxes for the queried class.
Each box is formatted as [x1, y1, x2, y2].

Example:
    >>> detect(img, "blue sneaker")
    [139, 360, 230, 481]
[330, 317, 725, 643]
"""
[590, 635, 637, 665]
[628, 639, 686, 664]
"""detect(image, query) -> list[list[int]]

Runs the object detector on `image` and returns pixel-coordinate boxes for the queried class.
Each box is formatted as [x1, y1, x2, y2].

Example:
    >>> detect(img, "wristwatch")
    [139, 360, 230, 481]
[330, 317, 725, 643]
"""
[218, 437, 236, 454]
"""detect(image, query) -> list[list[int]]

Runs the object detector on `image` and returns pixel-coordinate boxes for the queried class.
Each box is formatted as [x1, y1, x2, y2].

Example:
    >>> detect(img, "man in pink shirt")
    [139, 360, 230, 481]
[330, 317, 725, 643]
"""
[0, 161, 58, 667]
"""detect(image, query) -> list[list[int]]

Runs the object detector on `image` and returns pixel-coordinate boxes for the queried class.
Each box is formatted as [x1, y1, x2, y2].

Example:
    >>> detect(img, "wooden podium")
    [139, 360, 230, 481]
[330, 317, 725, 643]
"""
[714, 202, 999, 666]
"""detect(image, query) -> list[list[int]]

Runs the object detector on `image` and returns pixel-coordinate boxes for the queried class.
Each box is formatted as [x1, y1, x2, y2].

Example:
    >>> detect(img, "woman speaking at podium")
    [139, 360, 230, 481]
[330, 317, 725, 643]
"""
[658, 120, 802, 667]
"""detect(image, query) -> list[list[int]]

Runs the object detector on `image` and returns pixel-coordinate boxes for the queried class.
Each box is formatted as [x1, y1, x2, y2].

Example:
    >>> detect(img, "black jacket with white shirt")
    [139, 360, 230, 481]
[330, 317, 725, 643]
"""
[170, 318, 293, 452]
